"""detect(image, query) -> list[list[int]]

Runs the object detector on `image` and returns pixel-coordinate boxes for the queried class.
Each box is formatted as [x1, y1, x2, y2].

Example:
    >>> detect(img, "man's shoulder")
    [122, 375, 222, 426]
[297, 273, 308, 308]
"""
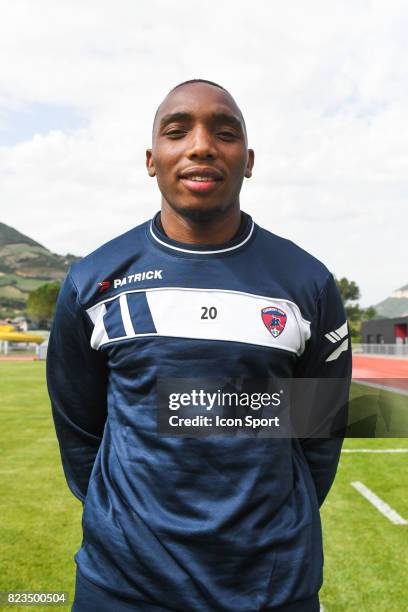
[72, 219, 148, 270]
[67, 218, 149, 305]
[255, 222, 331, 284]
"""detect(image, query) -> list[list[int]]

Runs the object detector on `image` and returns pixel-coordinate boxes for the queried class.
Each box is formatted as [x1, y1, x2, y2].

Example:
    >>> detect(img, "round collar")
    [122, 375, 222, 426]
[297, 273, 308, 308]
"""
[147, 210, 255, 257]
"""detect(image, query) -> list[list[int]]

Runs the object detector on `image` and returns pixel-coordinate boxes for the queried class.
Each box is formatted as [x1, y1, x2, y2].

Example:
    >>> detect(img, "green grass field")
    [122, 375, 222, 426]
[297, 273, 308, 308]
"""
[0, 362, 81, 611]
[0, 362, 407, 611]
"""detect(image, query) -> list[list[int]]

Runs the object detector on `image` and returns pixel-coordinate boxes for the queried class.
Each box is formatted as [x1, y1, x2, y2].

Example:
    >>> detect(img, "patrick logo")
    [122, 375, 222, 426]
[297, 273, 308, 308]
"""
[98, 281, 111, 293]
[261, 306, 287, 338]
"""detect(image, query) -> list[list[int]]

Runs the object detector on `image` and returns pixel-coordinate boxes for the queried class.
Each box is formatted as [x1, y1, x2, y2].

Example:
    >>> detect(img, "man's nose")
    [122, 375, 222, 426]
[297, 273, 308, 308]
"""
[186, 126, 217, 159]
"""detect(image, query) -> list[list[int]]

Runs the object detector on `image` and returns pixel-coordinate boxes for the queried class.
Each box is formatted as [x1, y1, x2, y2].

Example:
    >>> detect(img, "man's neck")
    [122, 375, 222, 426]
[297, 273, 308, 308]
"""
[159, 204, 242, 245]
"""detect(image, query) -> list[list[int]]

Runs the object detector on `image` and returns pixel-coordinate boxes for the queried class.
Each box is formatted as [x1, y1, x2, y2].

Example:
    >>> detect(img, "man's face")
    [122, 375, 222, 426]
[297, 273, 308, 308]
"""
[146, 83, 254, 221]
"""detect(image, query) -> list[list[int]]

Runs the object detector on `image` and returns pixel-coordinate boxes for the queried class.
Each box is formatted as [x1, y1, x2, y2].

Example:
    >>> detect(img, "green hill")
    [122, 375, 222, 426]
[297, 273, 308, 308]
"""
[373, 283, 408, 319]
[0, 222, 80, 318]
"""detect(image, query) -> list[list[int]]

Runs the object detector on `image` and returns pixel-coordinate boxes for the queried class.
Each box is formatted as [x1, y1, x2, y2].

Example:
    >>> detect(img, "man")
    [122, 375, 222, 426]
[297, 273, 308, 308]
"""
[47, 79, 352, 611]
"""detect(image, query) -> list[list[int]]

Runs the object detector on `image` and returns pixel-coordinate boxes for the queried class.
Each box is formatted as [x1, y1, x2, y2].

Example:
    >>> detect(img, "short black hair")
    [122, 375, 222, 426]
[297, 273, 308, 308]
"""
[152, 78, 246, 140]
[169, 78, 228, 94]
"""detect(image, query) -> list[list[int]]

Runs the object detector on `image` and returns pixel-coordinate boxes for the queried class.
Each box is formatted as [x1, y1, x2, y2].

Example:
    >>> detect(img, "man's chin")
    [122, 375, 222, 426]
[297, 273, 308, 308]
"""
[167, 200, 232, 224]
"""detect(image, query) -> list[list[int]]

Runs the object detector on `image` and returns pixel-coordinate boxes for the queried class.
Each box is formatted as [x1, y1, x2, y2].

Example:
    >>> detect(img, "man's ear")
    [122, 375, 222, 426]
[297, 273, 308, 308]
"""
[245, 149, 255, 178]
[146, 149, 156, 177]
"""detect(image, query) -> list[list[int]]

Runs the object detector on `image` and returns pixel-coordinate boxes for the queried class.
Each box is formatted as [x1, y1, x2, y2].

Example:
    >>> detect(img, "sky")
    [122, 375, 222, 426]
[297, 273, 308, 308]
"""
[0, 0, 407, 307]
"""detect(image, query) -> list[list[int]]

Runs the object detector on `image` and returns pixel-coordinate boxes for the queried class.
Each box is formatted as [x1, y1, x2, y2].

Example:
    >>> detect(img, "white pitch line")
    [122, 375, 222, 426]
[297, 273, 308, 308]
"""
[351, 481, 408, 525]
[342, 449, 408, 453]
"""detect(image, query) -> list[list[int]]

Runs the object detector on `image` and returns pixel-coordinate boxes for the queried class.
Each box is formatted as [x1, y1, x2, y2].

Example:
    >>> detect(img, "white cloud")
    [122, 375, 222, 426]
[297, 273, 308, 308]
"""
[0, 0, 407, 306]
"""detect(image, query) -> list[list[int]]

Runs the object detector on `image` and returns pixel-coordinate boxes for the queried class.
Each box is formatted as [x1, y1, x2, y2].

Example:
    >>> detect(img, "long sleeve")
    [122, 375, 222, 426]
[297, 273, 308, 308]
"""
[46, 271, 108, 503]
[294, 273, 352, 507]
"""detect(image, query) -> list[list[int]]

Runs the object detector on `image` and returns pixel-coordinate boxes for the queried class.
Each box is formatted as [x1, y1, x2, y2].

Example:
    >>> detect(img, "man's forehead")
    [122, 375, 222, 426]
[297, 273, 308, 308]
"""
[155, 84, 243, 127]
[160, 83, 240, 114]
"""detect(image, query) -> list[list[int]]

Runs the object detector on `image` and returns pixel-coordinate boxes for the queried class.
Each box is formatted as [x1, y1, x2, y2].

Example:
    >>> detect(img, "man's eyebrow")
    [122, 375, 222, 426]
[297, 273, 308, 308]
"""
[159, 112, 191, 127]
[159, 111, 243, 130]
[212, 112, 243, 129]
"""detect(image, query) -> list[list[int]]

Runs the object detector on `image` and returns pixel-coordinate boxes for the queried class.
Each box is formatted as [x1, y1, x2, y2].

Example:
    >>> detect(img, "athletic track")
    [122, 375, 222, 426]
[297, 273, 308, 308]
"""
[352, 355, 408, 393]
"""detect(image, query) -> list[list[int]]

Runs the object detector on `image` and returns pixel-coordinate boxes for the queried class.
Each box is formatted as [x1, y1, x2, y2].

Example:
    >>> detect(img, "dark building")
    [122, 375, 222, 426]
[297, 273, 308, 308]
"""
[361, 315, 408, 344]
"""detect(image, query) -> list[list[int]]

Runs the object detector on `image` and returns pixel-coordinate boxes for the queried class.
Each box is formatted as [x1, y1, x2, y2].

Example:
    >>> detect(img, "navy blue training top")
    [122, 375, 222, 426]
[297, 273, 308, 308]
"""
[47, 209, 351, 611]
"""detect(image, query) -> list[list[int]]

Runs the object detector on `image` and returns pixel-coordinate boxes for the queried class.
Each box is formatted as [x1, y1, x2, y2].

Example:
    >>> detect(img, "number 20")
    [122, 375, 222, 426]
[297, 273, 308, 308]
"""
[201, 306, 217, 320]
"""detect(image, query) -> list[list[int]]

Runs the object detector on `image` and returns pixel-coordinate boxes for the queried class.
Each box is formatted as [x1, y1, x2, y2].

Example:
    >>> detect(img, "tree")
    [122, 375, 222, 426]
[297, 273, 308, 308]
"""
[27, 282, 61, 325]
[336, 277, 360, 303]
[362, 305, 377, 321]
[334, 276, 376, 340]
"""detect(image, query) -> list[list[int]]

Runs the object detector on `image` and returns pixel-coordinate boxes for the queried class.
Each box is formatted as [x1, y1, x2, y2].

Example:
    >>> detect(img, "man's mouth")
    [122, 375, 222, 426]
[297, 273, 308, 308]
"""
[179, 177, 222, 193]
[185, 176, 217, 182]
[179, 168, 223, 193]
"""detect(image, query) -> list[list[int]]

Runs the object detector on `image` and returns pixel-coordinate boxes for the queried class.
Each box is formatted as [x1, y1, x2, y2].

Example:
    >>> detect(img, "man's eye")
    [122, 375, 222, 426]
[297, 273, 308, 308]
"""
[165, 129, 185, 137]
[218, 131, 237, 139]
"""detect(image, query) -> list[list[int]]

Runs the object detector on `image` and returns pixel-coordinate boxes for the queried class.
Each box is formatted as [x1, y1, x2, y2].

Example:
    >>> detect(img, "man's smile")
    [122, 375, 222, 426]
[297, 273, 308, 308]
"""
[179, 177, 222, 193]
[178, 165, 224, 194]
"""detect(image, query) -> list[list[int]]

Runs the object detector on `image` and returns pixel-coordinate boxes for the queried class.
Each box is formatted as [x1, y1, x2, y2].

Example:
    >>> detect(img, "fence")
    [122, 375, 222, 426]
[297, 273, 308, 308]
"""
[353, 343, 408, 357]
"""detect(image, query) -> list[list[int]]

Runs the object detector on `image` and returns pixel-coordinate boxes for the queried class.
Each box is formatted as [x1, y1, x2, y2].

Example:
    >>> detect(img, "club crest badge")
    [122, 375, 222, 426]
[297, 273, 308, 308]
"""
[261, 306, 287, 338]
